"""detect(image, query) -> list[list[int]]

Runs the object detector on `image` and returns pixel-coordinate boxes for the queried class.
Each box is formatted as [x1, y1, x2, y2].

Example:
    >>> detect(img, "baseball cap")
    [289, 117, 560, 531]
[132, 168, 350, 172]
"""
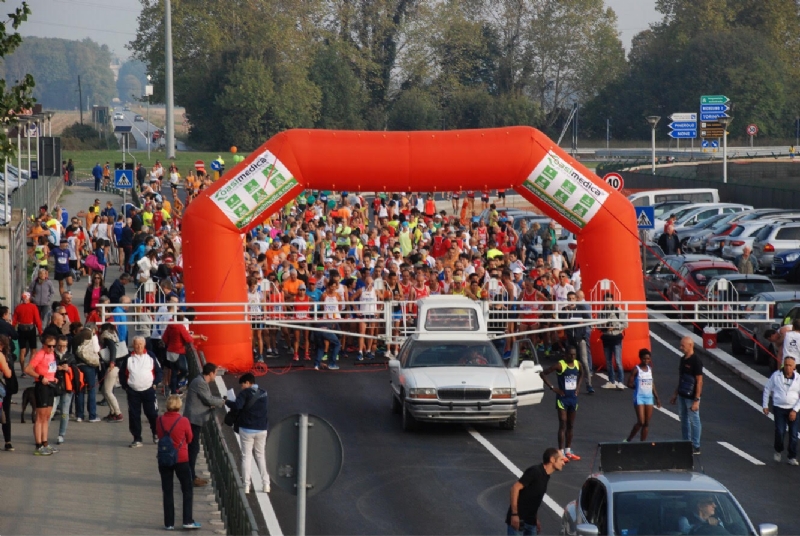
[298, 283, 306, 290]
[325, 257, 334, 263]
[297, 255, 306, 262]
[315, 265, 325, 271]
[512, 267, 523, 274]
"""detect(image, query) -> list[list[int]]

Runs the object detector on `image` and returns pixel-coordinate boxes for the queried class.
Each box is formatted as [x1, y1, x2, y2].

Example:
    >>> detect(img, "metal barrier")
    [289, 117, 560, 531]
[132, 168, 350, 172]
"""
[0, 208, 28, 306]
[100, 298, 774, 346]
[10, 173, 64, 216]
[186, 347, 259, 536]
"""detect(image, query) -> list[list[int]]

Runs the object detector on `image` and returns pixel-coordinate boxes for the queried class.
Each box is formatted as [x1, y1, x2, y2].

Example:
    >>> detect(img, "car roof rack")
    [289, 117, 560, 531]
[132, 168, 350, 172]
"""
[598, 441, 694, 473]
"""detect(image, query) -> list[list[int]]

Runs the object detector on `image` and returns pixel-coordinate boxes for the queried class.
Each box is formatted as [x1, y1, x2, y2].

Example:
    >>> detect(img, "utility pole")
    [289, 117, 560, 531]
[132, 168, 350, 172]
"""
[165, 0, 175, 159]
[78, 75, 83, 125]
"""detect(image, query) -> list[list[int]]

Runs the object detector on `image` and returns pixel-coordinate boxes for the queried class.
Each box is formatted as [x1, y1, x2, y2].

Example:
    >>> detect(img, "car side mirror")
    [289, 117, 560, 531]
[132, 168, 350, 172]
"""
[520, 360, 535, 370]
[758, 523, 778, 536]
[388, 359, 400, 368]
[577, 524, 600, 536]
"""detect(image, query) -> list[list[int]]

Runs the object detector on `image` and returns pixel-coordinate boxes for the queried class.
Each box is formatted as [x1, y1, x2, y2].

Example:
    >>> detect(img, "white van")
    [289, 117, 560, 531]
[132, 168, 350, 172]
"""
[628, 188, 719, 207]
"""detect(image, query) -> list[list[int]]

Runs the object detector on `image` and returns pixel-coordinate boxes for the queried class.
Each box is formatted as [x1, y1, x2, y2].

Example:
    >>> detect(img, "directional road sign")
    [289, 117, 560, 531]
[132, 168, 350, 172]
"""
[669, 122, 697, 130]
[210, 160, 222, 172]
[114, 169, 134, 189]
[603, 172, 624, 191]
[669, 113, 697, 122]
[700, 104, 729, 113]
[701, 112, 729, 121]
[669, 130, 697, 139]
[701, 129, 725, 138]
[701, 95, 729, 105]
[635, 207, 655, 230]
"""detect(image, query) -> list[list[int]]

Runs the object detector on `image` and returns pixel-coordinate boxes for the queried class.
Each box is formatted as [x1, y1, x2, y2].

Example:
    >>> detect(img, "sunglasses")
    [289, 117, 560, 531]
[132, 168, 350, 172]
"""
[45, 344, 55, 348]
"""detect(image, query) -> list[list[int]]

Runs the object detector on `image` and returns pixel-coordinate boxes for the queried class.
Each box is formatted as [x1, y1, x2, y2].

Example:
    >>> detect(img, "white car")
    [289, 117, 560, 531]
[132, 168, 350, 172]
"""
[113, 112, 124, 121]
[388, 296, 544, 431]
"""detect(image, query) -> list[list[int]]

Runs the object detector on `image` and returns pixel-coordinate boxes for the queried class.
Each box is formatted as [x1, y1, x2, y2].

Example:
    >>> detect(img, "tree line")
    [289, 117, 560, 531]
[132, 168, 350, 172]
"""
[121, 0, 799, 150]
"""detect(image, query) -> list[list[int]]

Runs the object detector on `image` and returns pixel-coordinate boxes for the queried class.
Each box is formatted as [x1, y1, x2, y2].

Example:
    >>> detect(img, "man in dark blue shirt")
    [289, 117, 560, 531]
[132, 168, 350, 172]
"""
[49, 239, 72, 294]
[92, 163, 103, 192]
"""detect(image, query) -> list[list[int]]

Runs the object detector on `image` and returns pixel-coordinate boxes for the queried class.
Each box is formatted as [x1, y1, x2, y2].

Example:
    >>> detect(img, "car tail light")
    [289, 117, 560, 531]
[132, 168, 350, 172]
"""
[764, 243, 775, 252]
[731, 240, 745, 246]
[568, 243, 577, 250]
[769, 304, 775, 318]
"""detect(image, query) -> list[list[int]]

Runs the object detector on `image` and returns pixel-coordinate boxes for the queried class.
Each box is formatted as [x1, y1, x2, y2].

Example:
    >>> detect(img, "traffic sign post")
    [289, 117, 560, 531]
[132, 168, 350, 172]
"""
[635, 206, 655, 274]
[700, 96, 731, 151]
[701, 95, 729, 105]
[747, 124, 758, 148]
[114, 169, 134, 189]
[603, 172, 624, 191]
[669, 113, 697, 140]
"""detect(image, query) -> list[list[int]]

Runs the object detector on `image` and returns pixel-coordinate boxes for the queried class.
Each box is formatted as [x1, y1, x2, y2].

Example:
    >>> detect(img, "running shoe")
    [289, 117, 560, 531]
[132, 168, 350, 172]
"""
[775, 452, 782, 462]
[357, 352, 364, 361]
[565, 452, 581, 461]
[789, 458, 799, 466]
[693, 448, 701, 456]
[4, 442, 14, 451]
[57, 436, 64, 444]
[34, 446, 52, 456]
[322, 354, 328, 362]
[293, 353, 299, 361]
[328, 364, 340, 370]
[130, 441, 143, 448]
[182, 522, 202, 530]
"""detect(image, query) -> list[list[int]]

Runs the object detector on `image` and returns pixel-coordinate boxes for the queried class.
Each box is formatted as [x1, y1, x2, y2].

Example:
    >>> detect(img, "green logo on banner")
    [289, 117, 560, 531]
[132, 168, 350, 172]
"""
[225, 194, 242, 210]
[561, 180, 577, 195]
[579, 194, 595, 208]
[233, 204, 249, 218]
[573, 204, 588, 218]
[554, 189, 570, 204]
[244, 180, 260, 195]
[535, 165, 558, 189]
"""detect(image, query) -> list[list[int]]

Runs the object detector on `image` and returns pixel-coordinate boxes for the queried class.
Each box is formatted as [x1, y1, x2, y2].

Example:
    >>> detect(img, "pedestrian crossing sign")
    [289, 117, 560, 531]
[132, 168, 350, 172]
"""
[114, 169, 133, 189]
[635, 206, 655, 229]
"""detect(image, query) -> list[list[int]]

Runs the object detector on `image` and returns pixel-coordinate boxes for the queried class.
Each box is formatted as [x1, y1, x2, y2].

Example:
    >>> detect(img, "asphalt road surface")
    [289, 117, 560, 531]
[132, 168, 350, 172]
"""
[223, 322, 796, 535]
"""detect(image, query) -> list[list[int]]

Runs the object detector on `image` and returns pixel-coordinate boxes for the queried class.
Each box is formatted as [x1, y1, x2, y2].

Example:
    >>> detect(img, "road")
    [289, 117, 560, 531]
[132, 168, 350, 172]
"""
[222, 323, 796, 535]
[111, 108, 189, 153]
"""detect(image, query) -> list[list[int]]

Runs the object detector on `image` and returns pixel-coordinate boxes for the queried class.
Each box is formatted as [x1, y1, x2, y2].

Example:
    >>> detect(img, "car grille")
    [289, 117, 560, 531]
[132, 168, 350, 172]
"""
[774, 258, 784, 265]
[437, 388, 492, 401]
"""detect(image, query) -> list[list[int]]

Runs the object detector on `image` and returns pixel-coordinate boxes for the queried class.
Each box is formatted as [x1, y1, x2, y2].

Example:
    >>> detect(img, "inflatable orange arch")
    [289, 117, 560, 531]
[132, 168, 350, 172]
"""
[182, 127, 649, 372]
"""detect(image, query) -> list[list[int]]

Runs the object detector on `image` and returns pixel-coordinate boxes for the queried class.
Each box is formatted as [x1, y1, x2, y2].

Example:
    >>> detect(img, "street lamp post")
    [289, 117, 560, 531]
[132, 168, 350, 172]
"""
[718, 116, 733, 184]
[795, 116, 799, 148]
[646, 116, 661, 175]
[145, 75, 153, 161]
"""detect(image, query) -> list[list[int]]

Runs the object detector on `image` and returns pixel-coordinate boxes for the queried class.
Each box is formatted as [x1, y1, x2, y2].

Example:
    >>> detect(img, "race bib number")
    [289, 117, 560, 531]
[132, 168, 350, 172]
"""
[58, 256, 67, 264]
[565, 377, 577, 391]
[639, 378, 653, 394]
[48, 361, 57, 373]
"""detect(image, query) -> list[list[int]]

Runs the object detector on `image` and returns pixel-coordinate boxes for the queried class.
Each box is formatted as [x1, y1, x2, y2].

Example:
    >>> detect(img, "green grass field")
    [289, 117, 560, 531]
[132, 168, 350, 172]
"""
[64, 149, 237, 180]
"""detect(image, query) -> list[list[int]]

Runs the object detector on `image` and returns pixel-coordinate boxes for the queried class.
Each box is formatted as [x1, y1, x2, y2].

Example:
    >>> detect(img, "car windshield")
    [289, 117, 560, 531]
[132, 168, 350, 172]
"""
[405, 341, 504, 368]
[776, 301, 800, 318]
[692, 268, 737, 286]
[728, 280, 775, 295]
[613, 490, 753, 536]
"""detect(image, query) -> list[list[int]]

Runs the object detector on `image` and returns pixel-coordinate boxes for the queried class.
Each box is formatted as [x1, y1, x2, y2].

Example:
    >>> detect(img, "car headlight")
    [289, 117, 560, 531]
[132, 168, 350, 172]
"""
[786, 253, 800, 263]
[492, 387, 516, 399]
[408, 388, 437, 399]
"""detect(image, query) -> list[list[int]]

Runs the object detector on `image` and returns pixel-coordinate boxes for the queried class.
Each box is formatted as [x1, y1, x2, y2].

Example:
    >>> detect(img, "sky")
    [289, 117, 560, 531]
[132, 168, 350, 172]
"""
[15, 0, 661, 61]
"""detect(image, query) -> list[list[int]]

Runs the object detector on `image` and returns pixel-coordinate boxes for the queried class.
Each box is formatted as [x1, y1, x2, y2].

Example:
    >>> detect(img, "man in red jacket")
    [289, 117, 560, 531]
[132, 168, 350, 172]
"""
[12, 292, 42, 373]
[60, 291, 81, 324]
[162, 313, 206, 395]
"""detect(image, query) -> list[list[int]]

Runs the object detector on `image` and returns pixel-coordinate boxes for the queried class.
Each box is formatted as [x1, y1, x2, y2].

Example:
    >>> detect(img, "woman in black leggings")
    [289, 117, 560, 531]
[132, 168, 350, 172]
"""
[0, 335, 15, 451]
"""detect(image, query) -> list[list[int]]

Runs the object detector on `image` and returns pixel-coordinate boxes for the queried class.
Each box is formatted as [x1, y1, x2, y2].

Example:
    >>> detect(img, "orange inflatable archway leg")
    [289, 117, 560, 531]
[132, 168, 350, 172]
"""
[183, 127, 649, 372]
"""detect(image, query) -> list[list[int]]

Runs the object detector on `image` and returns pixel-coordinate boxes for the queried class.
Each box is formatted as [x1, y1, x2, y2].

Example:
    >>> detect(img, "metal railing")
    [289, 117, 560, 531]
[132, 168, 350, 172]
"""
[187, 348, 259, 536]
[100, 298, 774, 346]
[10, 173, 63, 216]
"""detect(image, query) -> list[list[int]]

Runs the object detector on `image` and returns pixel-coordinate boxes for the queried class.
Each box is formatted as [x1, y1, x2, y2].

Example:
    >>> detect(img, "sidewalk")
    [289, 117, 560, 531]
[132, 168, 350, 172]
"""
[0, 182, 225, 534]
[0, 378, 225, 534]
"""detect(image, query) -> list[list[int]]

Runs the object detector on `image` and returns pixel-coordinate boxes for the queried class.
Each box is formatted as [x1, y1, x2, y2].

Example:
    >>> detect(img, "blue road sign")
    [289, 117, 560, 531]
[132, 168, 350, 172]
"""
[669, 130, 697, 139]
[669, 121, 697, 130]
[701, 112, 729, 121]
[700, 104, 729, 113]
[711, 141, 719, 148]
[30, 160, 38, 180]
[114, 169, 133, 189]
[636, 207, 655, 230]
[702, 140, 709, 148]
[210, 160, 222, 172]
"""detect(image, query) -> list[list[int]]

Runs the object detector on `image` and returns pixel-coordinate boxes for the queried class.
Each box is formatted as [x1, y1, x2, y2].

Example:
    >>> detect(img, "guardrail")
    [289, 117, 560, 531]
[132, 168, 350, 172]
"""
[10, 173, 63, 217]
[187, 347, 259, 536]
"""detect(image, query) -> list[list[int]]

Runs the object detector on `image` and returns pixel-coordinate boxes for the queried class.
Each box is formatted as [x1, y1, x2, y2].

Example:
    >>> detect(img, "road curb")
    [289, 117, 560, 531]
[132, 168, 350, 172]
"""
[649, 310, 768, 390]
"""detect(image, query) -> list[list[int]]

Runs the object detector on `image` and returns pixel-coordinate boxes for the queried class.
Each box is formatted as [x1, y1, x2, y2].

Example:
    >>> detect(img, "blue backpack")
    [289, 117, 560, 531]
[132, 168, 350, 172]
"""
[156, 416, 184, 467]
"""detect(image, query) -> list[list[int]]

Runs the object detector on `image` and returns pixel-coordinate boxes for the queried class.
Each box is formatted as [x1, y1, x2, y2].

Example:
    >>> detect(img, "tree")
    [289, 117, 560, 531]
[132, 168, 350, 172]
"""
[387, 87, 440, 130]
[117, 59, 148, 102]
[0, 1, 35, 166]
[309, 44, 367, 130]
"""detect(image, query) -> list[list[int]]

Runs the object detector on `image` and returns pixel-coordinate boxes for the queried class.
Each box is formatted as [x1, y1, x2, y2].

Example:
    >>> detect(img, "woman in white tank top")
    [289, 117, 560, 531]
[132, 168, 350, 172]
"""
[625, 349, 661, 442]
[357, 276, 379, 359]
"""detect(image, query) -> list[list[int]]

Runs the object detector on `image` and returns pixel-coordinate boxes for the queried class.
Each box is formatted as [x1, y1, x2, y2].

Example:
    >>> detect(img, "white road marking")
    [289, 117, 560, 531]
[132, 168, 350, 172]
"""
[649, 331, 774, 422]
[595, 372, 679, 421]
[467, 427, 563, 518]
[215, 375, 284, 536]
[718, 441, 765, 466]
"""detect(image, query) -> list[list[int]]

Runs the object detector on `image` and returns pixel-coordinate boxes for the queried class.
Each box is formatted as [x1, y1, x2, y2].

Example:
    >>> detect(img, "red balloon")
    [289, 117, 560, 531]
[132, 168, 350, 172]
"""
[183, 127, 648, 372]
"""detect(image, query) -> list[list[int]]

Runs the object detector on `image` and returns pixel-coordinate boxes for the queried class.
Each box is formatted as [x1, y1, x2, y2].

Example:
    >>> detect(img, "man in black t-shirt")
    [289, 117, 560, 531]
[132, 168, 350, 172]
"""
[506, 447, 566, 535]
[670, 336, 704, 455]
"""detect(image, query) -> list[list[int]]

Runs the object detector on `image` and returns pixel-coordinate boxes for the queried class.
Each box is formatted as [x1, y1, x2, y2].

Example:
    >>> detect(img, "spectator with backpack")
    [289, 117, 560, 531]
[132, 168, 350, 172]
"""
[156, 394, 200, 530]
[51, 335, 81, 445]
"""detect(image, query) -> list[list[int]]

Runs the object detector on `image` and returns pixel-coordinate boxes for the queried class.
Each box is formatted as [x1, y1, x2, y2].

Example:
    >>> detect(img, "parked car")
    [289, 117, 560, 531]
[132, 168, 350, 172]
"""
[653, 203, 753, 241]
[752, 221, 800, 272]
[732, 292, 800, 364]
[771, 249, 800, 281]
[721, 221, 775, 260]
[652, 200, 692, 219]
[560, 441, 772, 536]
[643, 243, 665, 273]
[698, 274, 775, 334]
[684, 215, 740, 252]
[702, 224, 738, 257]
[666, 260, 738, 311]
[388, 296, 543, 431]
[644, 254, 721, 302]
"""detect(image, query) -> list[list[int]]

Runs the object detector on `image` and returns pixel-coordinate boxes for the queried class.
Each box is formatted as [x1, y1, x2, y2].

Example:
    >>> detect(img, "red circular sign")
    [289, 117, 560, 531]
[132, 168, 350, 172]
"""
[194, 160, 205, 170]
[747, 124, 759, 136]
[603, 172, 624, 191]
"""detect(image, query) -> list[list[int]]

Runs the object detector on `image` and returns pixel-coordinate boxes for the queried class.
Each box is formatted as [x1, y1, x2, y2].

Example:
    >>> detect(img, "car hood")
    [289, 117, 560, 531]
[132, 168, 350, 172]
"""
[406, 367, 513, 389]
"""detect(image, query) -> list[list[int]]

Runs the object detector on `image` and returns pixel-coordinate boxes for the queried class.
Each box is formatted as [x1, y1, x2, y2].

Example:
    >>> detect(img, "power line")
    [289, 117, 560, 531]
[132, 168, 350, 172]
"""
[48, 0, 140, 13]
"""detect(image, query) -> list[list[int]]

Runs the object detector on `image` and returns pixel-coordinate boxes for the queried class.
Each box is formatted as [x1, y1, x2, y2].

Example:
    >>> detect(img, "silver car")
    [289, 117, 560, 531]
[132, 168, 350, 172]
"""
[752, 222, 800, 271]
[721, 221, 774, 260]
[561, 442, 775, 536]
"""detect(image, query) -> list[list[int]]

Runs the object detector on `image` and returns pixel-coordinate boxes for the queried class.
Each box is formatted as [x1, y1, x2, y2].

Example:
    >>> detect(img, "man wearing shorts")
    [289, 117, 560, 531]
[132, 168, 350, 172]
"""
[12, 292, 42, 373]
[24, 334, 58, 455]
[540, 346, 584, 462]
[50, 238, 71, 294]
